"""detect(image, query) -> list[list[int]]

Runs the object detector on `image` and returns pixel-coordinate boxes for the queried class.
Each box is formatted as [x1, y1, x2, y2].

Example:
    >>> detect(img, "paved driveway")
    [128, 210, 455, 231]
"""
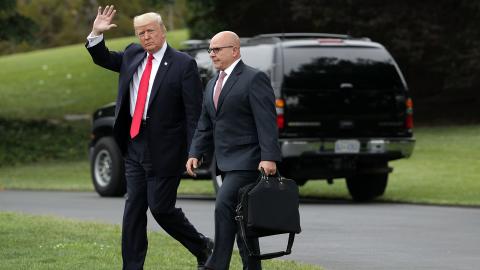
[1, 190, 479, 270]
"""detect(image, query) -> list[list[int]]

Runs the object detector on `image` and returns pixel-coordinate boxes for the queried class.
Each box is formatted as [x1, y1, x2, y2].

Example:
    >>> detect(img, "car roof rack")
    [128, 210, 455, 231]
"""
[181, 33, 372, 50]
[253, 33, 352, 39]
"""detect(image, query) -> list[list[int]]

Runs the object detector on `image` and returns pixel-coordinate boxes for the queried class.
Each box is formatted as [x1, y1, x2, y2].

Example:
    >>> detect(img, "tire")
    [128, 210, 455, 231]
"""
[210, 156, 223, 194]
[277, 160, 307, 186]
[346, 173, 388, 202]
[90, 137, 126, 197]
[295, 178, 308, 186]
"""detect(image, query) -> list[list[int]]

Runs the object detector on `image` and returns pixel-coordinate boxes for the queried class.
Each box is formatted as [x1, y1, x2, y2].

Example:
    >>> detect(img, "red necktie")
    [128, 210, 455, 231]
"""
[213, 71, 227, 109]
[130, 53, 154, 138]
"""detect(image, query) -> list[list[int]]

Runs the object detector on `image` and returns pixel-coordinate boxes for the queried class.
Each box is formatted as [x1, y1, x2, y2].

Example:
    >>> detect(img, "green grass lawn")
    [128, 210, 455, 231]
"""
[0, 212, 322, 270]
[0, 29, 188, 120]
[1, 125, 479, 206]
[0, 159, 214, 195]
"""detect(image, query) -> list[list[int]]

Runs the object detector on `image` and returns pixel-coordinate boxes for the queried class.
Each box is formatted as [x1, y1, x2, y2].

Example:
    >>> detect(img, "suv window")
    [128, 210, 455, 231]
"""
[283, 46, 404, 91]
[241, 44, 275, 77]
[193, 44, 276, 80]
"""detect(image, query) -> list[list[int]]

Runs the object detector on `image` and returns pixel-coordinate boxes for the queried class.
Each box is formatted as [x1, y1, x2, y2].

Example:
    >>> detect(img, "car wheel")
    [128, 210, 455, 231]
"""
[210, 156, 223, 193]
[91, 137, 126, 197]
[346, 173, 388, 202]
[295, 178, 308, 186]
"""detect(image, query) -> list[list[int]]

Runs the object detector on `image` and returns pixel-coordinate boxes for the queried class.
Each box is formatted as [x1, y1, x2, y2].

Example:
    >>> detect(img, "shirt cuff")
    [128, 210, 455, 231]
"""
[86, 32, 104, 48]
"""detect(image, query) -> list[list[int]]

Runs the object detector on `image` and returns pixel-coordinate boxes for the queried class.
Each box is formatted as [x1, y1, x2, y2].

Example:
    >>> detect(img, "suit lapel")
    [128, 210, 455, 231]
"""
[126, 52, 146, 84]
[115, 51, 145, 117]
[122, 51, 145, 99]
[216, 61, 244, 113]
[148, 45, 173, 108]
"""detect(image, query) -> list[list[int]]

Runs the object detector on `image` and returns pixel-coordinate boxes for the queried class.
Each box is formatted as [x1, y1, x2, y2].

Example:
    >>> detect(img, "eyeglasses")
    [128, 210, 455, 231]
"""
[207, 46, 234, 54]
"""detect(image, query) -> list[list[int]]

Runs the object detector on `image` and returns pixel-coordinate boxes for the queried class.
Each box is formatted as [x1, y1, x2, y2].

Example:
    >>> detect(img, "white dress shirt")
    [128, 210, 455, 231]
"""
[213, 58, 241, 99]
[87, 33, 167, 119]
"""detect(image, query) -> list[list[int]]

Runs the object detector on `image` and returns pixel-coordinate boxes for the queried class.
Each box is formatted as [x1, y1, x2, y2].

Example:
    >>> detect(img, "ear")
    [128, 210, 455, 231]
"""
[232, 46, 240, 57]
[158, 25, 167, 39]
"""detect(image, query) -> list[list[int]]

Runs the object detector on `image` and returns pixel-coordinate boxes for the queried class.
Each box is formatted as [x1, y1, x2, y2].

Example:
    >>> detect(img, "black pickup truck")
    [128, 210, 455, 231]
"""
[89, 33, 415, 201]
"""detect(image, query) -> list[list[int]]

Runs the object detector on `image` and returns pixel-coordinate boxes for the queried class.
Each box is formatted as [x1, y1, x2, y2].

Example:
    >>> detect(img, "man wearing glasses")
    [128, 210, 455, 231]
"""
[85, 5, 213, 270]
[187, 31, 281, 270]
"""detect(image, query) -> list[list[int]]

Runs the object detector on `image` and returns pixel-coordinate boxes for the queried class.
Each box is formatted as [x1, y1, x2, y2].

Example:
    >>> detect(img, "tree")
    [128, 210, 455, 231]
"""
[0, 0, 36, 53]
[186, 0, 480, 122]
[16, 0, 146, 47]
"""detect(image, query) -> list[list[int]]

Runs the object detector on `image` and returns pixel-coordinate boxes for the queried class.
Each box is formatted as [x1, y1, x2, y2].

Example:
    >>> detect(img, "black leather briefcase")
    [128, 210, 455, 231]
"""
[235, 169, 301, 260]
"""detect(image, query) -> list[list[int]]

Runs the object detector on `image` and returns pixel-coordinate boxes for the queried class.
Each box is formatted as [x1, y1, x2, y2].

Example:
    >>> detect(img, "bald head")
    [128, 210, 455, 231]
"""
[209, 31, 241, 71]
[211, 31, 240, 48]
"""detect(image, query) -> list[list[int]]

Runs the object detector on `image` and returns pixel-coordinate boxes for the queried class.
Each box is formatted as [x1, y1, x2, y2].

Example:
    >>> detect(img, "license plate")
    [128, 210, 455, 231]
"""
[334, 140, 360, 153]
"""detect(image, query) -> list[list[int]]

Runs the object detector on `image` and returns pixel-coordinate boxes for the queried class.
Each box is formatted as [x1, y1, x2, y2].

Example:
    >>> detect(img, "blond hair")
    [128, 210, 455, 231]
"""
[133, 12, 167, 32]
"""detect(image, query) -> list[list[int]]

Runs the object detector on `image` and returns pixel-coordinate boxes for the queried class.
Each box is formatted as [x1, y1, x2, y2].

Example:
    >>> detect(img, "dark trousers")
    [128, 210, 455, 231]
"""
[206, 170, 261, 270]
[122, 128, 205, 270]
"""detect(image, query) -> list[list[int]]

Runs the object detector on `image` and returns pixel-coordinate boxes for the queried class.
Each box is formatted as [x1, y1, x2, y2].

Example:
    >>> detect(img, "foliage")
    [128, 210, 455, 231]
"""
[0, 0, 189, 55]
[17, 0, 140, 47]
[147, 0, 190, 30]
[186, 0, 480, 119]
[187, 0, 294, 38]
[186, 0, 225, 38]
[0, 118, 89, 166]
[0, 0, 16, 13]
[0, 0, 36, 52]
[286, 0, 480, 95]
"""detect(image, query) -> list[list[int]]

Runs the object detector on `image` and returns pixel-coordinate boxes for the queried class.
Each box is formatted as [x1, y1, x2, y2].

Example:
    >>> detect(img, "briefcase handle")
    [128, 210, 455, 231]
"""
[259, 167, 282, 180]
[237, 213, 296, 260]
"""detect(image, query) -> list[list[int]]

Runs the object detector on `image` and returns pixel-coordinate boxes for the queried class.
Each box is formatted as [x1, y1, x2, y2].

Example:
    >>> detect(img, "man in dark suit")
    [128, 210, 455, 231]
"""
[86, 5, 212, 270]
[186, 31, 281, 270]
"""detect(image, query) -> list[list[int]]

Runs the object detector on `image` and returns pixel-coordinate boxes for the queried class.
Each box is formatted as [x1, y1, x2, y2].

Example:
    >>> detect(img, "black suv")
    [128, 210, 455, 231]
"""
[89, 33, 415, 201]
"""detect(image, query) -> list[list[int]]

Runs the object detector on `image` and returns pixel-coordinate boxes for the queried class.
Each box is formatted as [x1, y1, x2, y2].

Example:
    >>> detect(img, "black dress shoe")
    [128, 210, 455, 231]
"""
[197, 237, 214, 269]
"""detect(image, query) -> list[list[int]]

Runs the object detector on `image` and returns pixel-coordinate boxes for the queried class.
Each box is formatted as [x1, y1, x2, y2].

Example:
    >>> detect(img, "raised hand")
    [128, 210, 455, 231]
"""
[92, 5, 117, 36]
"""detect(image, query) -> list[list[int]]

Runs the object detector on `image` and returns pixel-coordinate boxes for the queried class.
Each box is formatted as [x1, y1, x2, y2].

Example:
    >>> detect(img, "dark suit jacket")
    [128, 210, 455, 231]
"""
[87, 40, 203, 177]
[189, 60, 281, 171]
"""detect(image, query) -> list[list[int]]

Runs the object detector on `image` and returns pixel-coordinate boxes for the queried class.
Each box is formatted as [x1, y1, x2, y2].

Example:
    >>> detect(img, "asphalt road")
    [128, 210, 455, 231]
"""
[1, 190, 479, 270]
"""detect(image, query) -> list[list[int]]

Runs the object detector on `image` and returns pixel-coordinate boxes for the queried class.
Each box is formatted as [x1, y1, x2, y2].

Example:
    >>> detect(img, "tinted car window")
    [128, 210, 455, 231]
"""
[194, 45, 275, 79]
[283, 46, 404, 90]
[194, 51, 216, 84]
[241, 44, 275, 77]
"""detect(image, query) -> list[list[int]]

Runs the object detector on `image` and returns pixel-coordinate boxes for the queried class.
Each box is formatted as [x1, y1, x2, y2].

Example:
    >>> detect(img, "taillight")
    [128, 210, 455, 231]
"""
[276, 98, 285, 129]
[405, 98, 414, 130]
